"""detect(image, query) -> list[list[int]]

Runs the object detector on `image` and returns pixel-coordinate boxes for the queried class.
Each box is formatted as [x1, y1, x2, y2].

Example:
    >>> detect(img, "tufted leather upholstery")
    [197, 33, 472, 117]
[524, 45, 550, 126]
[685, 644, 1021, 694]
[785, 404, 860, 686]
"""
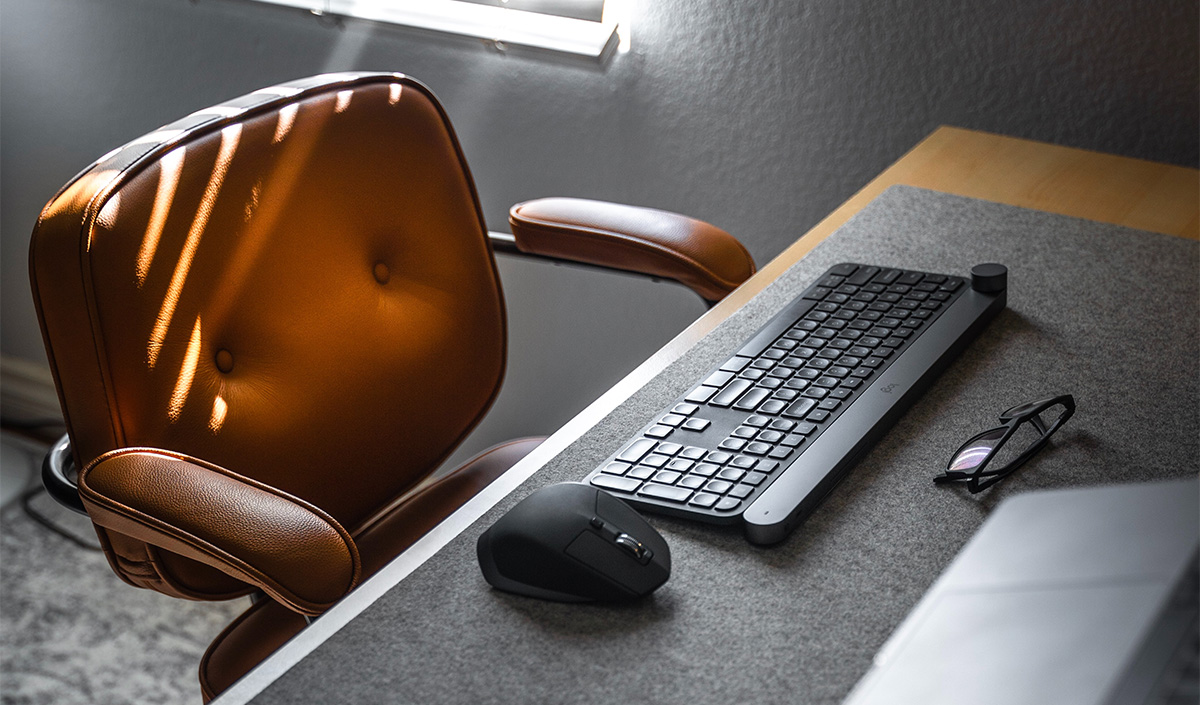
[29, 72, 755, 699]
[32, 73, 507, 600]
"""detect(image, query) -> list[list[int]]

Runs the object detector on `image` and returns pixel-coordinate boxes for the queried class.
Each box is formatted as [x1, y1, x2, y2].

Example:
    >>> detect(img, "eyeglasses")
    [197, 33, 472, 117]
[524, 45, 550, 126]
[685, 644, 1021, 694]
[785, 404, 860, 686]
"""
[935, 395, 1075, 493]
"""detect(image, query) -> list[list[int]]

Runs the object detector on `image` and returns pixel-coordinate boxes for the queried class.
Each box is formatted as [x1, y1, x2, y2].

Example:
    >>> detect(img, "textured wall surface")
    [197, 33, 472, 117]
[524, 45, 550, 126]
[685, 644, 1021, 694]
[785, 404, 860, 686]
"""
[1, 0, 1196, 457]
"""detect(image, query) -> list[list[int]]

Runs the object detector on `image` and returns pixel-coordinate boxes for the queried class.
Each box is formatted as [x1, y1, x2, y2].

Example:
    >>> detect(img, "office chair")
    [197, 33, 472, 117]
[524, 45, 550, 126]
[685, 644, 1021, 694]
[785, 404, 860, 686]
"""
[28, 72, 755, 700]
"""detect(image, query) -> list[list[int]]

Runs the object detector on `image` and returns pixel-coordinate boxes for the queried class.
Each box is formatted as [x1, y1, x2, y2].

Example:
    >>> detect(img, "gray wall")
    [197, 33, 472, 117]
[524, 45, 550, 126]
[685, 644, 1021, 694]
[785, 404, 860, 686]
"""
[2, 0, 1196, 460]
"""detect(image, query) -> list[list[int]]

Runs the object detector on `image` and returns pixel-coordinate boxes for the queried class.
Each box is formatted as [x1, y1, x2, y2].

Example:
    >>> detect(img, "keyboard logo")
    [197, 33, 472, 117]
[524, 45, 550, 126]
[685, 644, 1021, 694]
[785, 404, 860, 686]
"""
[880, 384, 898, 394]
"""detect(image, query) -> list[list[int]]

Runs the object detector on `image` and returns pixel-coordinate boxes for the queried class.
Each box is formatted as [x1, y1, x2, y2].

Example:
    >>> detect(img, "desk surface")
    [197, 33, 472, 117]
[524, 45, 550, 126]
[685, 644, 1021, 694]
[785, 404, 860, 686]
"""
[216, 129, 1200, 705]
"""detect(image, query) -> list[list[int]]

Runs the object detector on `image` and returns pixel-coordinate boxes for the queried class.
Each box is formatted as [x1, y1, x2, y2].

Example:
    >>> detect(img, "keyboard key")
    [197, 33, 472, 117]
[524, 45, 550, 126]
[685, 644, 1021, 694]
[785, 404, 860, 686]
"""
[705, 480, 733, 494]
[617, 438, 656, 463]
[711, 379, 753, 407]
[718, 468, 746, 482]
[657, 442, 683, 455]
[680, 446, 707, 460]
[715, 497, 742, 512]
[781, 434, 804, 447]
[768, 446, 793, 459]
[758, 430, 784, 443]
[806, 410, 830, 423]
[743, 472, 767, 486]
[672, 403, 699, 415]
[732, 426, 757, 439]
[706, 451, 733, 463]
[703, 371, 735, 388]
[653, 470, 682, 484]
[679, 475, 706, 489]
[784, 398, 817, 418]
[643, 454, 669, 468]
[682, 418, 711, 431]
[628, 466, 655, 480]
[638, 483, 692, 503]
[667, 458, 694, 472]
[719, 438, 747, 451]
[744, 442, 772, 456]
[874, 268, 901, 284]
[847, 266, 880, 285]
[729, 484, 754, 499]
[733, 388, 771, 410]
[730, 455, 757, 469]
[769, 419, 796, 431]
[689, 492, 719, 508]
[602, 461, 631, 475]
[684, 386, 717, 404]
[720, 356, 751, 373]
[591, 474, 640, 493]
[759, 400, 787, 415]
[746, 415, 770, 427]
[692, 463, 720, 477]
[756, 460, 780, 473]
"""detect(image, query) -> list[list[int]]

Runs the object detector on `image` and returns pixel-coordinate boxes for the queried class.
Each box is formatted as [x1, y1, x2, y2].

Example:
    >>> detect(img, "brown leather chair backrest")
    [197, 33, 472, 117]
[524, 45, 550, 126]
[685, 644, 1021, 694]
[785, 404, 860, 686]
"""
[30, 73, 507, 600]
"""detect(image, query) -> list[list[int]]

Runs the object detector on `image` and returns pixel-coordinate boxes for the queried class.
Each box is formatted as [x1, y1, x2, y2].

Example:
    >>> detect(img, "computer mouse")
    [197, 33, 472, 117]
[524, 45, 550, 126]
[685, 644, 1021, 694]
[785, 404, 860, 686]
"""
[477, 482, 671, 602]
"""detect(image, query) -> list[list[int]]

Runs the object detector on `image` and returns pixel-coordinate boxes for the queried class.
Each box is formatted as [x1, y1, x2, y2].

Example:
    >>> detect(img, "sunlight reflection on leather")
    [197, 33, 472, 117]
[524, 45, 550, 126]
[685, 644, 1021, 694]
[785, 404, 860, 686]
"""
[203, 98, 335, 332]
[209, 393, 228, 434]
[40, 171, 120, 249]
[97, 192, 121, 229]
[147, 124, 242, 368]
[136, 147, 186, 287]
[273, 103, 299, 144]
[168, 316, 203, 422]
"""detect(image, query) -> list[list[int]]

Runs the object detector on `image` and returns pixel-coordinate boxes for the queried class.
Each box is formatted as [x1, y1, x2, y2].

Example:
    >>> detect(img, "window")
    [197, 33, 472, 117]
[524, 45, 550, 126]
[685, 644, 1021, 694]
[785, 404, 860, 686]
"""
[250, 0, 631, 57]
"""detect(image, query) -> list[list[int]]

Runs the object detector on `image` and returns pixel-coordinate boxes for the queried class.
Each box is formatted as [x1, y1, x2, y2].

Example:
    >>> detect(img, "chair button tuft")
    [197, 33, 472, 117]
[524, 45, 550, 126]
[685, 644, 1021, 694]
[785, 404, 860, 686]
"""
[373, 262, 390, 285]
[215, 349, 234, 373]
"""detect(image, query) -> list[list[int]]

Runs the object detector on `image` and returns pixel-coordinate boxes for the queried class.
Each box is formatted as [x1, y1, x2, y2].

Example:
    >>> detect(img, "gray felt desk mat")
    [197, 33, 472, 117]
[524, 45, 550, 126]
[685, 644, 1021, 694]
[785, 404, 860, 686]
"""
[253, 186, 1199, 705]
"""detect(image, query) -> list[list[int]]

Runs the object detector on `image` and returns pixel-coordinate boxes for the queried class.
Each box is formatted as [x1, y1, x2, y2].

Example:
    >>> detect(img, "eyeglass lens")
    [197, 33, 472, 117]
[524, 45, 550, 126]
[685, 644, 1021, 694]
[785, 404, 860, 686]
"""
[949, 401, 1072, 476]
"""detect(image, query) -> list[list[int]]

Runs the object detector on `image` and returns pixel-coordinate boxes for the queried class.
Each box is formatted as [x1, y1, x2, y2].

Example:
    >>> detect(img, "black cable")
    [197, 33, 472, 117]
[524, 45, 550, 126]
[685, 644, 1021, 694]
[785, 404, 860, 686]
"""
[18, 484, 101, 552]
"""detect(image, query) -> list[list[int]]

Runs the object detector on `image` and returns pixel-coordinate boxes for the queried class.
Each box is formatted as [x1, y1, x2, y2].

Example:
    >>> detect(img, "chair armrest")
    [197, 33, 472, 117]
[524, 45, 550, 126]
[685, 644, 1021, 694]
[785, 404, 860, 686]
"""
[508, 197, 756, 303]
[79, 448, 361, 615]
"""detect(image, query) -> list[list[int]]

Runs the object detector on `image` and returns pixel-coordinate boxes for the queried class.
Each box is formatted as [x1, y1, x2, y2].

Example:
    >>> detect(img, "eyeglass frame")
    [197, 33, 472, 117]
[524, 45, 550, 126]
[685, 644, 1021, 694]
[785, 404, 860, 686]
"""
[934, 394, 1076, 493]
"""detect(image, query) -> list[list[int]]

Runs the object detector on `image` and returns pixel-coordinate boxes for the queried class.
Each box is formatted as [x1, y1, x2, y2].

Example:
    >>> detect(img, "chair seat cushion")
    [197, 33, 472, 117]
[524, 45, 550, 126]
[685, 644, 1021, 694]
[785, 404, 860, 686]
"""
[199, 436, 545, 701]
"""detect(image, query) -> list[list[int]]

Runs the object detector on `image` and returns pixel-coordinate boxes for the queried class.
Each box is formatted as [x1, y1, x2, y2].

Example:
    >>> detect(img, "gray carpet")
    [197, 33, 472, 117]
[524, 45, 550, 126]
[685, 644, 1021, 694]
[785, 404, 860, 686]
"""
[0, 490, 248, 704]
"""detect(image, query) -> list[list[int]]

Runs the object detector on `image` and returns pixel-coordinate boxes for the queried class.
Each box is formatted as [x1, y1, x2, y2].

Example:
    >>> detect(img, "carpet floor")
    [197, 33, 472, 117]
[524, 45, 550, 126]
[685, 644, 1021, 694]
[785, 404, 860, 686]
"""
[0, 491, 248, 704]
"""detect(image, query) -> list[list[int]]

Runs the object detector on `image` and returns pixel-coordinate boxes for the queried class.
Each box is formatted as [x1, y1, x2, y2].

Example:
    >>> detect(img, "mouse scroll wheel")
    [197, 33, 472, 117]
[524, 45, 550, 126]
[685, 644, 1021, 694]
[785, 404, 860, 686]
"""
[614, 533, 650, 561]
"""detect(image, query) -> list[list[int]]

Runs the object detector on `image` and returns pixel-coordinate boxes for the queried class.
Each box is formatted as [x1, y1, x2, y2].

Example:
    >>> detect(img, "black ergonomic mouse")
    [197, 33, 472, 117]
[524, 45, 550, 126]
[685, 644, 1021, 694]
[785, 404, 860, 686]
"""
[477, 482, 671, 602]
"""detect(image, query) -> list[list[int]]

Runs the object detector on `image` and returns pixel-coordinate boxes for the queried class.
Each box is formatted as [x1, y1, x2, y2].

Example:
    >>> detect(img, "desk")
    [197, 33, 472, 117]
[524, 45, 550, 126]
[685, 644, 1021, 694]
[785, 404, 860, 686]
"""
[216, 129, 1200, 704]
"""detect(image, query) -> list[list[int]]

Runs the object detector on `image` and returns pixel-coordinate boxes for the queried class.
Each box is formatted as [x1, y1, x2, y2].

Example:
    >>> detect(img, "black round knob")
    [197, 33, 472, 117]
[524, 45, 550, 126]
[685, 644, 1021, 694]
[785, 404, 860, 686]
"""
[971, 263, 1007, 293]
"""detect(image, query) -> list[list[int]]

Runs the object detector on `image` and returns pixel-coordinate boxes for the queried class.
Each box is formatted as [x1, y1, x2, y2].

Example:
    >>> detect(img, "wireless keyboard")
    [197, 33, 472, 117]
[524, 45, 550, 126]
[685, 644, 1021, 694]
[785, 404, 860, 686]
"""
[582, 262, 1008, 544]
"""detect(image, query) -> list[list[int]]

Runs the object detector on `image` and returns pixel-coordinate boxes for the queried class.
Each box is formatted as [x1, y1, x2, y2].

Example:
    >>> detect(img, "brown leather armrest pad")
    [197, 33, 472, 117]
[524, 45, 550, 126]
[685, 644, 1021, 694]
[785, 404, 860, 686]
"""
[80, 449, 361, 615]
[508, 198, 755, 302]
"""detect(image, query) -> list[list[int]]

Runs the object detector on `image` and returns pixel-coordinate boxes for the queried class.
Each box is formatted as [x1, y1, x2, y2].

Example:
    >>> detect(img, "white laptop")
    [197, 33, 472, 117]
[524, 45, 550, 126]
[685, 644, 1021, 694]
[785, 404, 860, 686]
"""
[843, 477, 1199, 705]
